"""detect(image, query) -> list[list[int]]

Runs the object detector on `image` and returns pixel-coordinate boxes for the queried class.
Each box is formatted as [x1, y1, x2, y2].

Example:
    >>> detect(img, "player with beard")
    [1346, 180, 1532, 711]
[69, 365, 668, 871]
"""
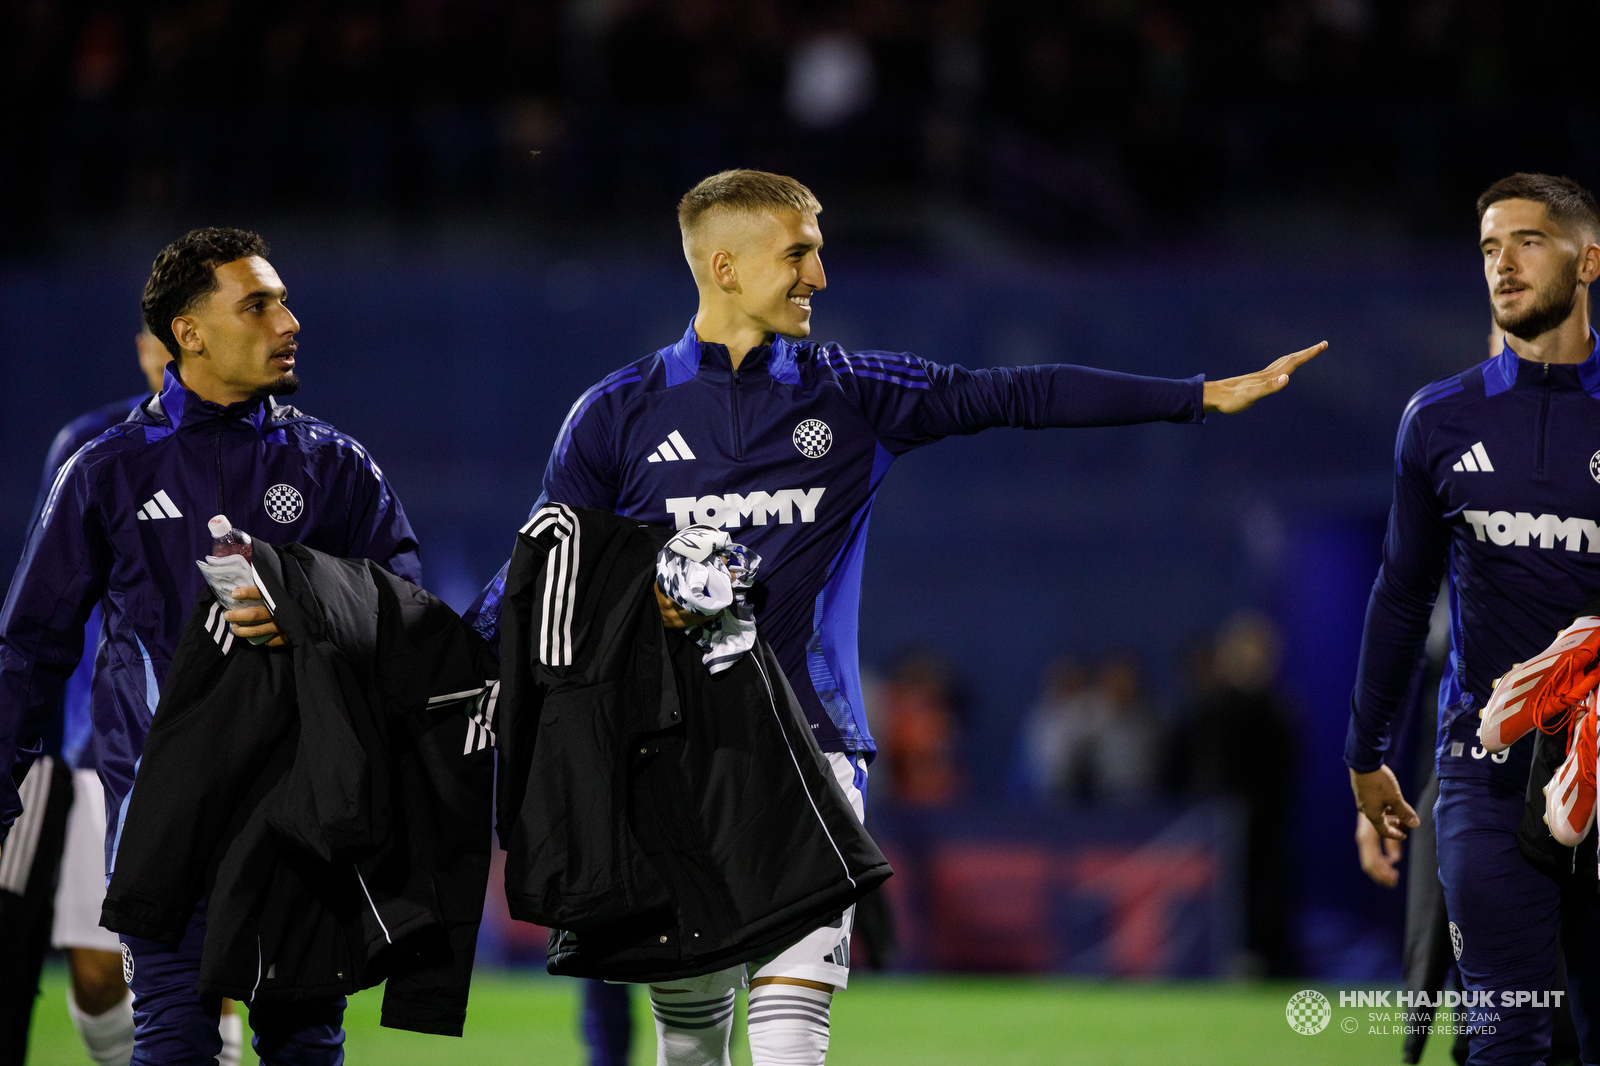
[0, 228, 420, 1065]
[1347, 173, 1600, 1064]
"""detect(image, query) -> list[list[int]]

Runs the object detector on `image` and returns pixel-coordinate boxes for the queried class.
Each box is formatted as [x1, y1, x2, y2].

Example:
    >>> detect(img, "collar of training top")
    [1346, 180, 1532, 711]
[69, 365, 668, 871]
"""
[139, 362, 306, 437]
[663, 317, 804, 386]
[1488, 326, 1600, 398]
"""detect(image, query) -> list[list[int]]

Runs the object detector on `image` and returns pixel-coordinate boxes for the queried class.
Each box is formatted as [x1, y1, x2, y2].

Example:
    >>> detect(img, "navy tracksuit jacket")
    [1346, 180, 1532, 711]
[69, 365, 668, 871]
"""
[1346, 336, 1600, 784]
[0, 365, 421, 875]
[1346, 334, 1600, 1063]
[471, 318, 1206, 760]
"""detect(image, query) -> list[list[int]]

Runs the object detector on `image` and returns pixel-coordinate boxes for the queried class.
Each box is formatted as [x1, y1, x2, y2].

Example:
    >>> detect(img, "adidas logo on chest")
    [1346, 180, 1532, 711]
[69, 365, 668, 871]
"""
[1452, 442, 1495, 473]
[647, 431, 697, 463]
[135, 490, 184, 520]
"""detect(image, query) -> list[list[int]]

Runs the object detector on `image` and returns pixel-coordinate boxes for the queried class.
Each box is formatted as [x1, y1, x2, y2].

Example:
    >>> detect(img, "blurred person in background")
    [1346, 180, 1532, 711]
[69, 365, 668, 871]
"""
[880, 650, 965, 806]
[1016, 654, 1091, 800]
[1073, 654, 1160, 804]
[1018, 653, 1159, 804]
[0, 323, 168, 1062]
[0, 228, 421, 1066]
[1346, 174, 1600, 1064]
[0, 325, 171, 1066]
[1171, 611, 1298, 977]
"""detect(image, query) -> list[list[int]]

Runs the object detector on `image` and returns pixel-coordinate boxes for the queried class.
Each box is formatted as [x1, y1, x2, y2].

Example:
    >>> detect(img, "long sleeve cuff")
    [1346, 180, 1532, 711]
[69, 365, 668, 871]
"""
[1181, 374, 1206, 425]
[1343, 702, 1389, 774]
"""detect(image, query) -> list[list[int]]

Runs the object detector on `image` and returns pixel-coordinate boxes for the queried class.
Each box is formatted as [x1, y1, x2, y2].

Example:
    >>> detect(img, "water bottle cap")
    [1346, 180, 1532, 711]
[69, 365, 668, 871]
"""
[208, 515, 231, 538]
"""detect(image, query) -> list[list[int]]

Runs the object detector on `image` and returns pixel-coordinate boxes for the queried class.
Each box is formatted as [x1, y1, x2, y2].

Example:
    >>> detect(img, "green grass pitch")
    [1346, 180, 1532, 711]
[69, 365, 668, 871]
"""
[24, 967, 1461, 1065]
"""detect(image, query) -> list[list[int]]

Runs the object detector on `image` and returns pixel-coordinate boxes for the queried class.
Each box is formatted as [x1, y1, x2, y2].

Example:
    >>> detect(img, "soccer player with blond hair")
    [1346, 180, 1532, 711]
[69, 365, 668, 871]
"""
[471, 168, 1323, 1066]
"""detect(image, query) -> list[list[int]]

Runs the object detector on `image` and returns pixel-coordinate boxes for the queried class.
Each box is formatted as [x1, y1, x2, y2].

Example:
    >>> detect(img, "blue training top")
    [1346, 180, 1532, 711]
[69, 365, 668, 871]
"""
[1346, 332, 1600, 788]
[0, 364, 421, 867]
[469, 319, 1206, 757]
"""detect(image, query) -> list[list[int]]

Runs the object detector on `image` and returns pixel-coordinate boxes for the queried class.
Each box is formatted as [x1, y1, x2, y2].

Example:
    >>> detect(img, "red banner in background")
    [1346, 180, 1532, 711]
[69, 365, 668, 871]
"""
[477, 802, 1243, 978]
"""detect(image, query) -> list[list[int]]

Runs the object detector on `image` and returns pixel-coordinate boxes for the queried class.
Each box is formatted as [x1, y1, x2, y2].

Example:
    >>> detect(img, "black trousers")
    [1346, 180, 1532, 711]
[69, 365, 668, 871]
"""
[0, 756, 73, 1066]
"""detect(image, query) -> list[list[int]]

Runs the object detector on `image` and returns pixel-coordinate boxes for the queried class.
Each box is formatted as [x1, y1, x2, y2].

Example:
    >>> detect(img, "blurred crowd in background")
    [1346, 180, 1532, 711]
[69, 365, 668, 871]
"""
[866, 610, 1298, 975]
[865, 612, 1294, 812]
[4, 0, 1600, 253]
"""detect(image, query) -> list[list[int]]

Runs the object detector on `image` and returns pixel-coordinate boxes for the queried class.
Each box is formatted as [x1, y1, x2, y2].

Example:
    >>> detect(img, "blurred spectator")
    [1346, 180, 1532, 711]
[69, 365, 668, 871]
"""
[1017, 655, 1091, 799]
[1018, 653, 1161, 805]
[1084, 654, 1161, 802]
[1170, 610, 1299, 978]
[879, 650, 964, 805]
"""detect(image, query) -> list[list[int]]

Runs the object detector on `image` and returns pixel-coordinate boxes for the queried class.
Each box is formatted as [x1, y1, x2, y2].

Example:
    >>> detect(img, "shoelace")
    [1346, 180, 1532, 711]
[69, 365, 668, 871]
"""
[1536, 657, 1600, 738]
[1569, 699, 1598, 794]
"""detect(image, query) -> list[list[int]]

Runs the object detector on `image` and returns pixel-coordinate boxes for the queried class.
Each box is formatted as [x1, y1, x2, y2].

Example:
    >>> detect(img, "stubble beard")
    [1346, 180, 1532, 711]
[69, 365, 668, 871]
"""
[252, 371, 301, 399]
[1493, 256, 1581, 342]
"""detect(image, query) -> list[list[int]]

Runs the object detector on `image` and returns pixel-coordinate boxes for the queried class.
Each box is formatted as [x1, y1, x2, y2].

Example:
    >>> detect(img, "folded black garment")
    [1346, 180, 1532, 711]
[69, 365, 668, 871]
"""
[498, 503, 891, 982]
[102, 542, 498, 1036]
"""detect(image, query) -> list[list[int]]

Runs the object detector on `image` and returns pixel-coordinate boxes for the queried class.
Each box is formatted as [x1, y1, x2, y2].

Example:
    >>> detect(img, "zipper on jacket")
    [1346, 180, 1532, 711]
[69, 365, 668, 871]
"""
[214, 413, 226, 512]
[730, 369, 744, 460]
[1536, 363, 1551, 477]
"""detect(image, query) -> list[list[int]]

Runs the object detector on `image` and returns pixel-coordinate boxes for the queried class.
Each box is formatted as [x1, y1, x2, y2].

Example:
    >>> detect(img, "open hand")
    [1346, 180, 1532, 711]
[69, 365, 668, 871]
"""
[1355, 811, 1404, 888]
[225, 585, 287, 646]
[1202, 341, 1327, 413]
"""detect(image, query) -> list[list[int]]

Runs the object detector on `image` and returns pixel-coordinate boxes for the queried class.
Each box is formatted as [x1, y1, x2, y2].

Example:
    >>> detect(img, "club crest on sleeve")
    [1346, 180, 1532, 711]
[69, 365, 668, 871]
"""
[1589, 450, 1600, 484]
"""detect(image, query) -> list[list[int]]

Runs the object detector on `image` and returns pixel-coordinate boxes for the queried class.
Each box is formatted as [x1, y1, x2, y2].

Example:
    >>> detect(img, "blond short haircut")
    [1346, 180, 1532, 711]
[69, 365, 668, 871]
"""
[677, 169, 822, 237]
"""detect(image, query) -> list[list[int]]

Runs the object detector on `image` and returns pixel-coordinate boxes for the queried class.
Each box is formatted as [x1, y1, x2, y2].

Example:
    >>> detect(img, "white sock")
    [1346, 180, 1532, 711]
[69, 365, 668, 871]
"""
[66, 988, 135, 1066]
[649, 987, 735, 1066]
[746, 983, 831, 1066]
[217, 1010, 244, 1066]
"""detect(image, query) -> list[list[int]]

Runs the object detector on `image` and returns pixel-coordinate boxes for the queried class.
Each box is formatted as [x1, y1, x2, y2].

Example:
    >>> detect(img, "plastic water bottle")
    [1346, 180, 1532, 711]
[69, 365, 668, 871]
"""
[208, 515, 253, 562]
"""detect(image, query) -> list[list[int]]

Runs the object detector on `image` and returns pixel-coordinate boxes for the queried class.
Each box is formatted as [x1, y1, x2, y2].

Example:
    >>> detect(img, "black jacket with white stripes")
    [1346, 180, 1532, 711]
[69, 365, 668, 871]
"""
[101, 541, 498, 1037]
[499, 503, 890, 982]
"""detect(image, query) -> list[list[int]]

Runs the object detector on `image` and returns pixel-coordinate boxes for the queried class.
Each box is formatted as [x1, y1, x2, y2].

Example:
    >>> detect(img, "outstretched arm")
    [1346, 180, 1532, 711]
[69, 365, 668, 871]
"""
[1203, 342, 1327, 414]
[833, 340, 1329, 454]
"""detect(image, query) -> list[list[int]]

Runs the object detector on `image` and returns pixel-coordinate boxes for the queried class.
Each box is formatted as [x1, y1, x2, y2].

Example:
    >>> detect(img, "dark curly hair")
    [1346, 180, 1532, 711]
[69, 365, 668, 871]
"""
[140, 227, 271, 360]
